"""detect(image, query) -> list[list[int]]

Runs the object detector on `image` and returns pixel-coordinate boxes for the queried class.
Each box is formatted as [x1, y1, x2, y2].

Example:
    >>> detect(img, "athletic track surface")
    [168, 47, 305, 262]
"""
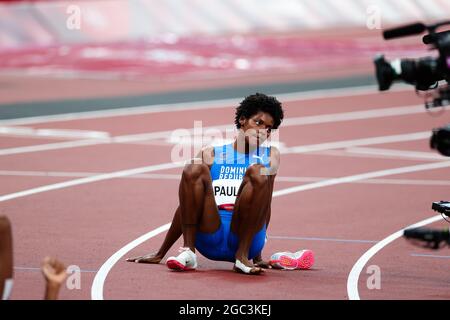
[1, 84, 450, 300]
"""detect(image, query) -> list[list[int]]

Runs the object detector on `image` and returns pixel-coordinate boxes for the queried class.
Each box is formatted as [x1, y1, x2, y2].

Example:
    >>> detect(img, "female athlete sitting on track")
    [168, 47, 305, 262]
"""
[127, 93, 283, 275]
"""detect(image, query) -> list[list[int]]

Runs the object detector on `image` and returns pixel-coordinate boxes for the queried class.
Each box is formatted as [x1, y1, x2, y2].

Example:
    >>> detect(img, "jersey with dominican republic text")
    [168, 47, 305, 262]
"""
[210, 143, 270, 211]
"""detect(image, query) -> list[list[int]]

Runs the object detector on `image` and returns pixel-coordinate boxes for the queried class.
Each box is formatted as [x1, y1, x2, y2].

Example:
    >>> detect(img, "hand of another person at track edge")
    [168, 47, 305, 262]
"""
[42, 256, 67, 286]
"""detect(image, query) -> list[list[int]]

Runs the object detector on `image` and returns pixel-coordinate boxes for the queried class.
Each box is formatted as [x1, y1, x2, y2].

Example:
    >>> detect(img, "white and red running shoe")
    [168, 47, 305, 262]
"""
[166, 247, 198, 271]
[269, 250, 314, 270]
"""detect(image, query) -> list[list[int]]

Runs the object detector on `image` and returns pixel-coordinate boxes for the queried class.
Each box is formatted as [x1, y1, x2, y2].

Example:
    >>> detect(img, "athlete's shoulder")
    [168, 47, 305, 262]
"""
[268, 146, 280, 173]
[269, 146, 280, 158]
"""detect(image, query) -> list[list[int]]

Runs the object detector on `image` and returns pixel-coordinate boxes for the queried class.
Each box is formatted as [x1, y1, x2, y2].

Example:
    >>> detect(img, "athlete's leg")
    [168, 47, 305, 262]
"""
[127, 207, 182, 263]
[179, 163, 221, 252]
[0, 216, 13, 299]
[127, 163, 219, 263]
[231, 164, 272, 271]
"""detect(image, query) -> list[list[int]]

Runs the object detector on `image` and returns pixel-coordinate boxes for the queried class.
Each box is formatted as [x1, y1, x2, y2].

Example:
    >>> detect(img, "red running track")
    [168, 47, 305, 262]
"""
[1, 87, 450, 300]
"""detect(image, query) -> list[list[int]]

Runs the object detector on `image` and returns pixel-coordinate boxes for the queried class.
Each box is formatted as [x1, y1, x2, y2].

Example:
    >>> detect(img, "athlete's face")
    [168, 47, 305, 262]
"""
[239, 111, 274, 146]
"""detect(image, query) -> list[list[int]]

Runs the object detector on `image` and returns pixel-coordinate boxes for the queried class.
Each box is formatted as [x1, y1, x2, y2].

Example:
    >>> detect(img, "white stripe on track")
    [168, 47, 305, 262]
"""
[90, 223, 172, 300]
[0, 104, 426, 156]
[0, 126, 110, 140]
[410, 253, 450, 259]
[345, 147, 444, 160]
[0, 139, 111, 156]
[0, 131, 438, 203]
[0, 85, 395, 126]
[347, 214, 443, 300]
[111, 105, 424, 144]
[3, 170, 450, 186]
[284, 131, 430, 154]
[272, 161, 450, 197]
[0, 162, 183, 202]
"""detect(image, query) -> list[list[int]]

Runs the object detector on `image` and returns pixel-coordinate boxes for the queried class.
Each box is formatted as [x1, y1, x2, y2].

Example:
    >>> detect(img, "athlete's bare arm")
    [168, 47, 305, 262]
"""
[126, 146, 215, 263]
[0, 216, 13, 300]
[42, 257, 67, 300]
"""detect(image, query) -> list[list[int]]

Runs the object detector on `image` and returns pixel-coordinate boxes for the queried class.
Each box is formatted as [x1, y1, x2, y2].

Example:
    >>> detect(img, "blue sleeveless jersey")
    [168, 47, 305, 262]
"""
[195, 143, 271, 262]
[210, 143, 271, 211]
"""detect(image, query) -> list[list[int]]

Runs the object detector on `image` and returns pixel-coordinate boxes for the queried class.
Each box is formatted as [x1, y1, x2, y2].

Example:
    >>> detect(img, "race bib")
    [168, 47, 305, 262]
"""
[212, 179, 242, 207]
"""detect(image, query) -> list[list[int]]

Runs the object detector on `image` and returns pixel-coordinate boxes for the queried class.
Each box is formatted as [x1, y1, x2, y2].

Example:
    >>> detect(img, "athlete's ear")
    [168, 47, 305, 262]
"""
[239, 116, 246, 127]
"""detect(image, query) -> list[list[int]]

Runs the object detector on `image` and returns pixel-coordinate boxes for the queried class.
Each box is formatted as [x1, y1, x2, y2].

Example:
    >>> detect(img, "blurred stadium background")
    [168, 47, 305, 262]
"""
[0, 0, 448, 118]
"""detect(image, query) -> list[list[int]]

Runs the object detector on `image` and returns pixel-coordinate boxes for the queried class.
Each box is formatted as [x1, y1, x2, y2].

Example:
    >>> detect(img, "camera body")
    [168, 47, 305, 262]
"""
[374, 22, 450, 93]
[432, 201, 450, 217]
[376, 23, 450, 249]
[403, 202, 450, 249]
[374, 21, 450, 157]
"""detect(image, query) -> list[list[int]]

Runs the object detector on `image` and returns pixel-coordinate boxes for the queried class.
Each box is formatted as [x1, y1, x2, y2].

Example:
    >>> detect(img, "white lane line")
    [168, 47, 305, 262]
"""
[0, 134, 444, 298]
[281, 104, 424, 127]
[14, 266, 99, 273]
[0, 131, 443, 299]
[91, 159, 450, 300]
[284, 131, 430, 154]
[0, 130, 440, 202]
[0, 138, 112, 156]
[347, 214, 443, 300]
[112, 104, 424, 144]
[2, 170, 450, 186]
[268, 235, 378, 244]
[272, 161, 450, 197]
[90, 223, 172, 300]
[410, 253, 450, 259]
[305, 149, 444, 162]
[357, 178, 450, 187]
[0, 126, 110, 140]
[0, 104, 427, 156]
[346, 147, 444, 161]
[0, 162, 183, 202]
[0, 170, 183, 180]
[0, 85, 410, 127]
[0, 170, 102, 178]
[277, 176, 450, 186]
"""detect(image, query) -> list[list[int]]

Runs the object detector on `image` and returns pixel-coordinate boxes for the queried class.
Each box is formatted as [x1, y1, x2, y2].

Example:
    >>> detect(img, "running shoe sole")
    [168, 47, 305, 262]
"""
[269, 250, 314, 270]
[166, 259, 196, 271]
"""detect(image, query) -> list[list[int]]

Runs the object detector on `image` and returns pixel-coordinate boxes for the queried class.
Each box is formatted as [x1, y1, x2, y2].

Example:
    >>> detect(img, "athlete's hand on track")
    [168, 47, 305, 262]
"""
[126, 252, 163, 264]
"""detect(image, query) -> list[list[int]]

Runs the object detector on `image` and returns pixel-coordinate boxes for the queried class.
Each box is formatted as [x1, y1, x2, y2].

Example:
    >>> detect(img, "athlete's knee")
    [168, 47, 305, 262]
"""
[245, 164, 268, 186]
[182, 163, 209, 181]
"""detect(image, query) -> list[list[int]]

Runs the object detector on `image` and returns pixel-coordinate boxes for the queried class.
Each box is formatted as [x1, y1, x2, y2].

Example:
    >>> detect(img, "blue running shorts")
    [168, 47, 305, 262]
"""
[195, 209, 267, 262]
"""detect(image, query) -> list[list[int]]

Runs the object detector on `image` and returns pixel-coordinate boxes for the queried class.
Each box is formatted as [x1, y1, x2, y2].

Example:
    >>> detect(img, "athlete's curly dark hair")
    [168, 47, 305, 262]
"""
[235, 93, 284, 129]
